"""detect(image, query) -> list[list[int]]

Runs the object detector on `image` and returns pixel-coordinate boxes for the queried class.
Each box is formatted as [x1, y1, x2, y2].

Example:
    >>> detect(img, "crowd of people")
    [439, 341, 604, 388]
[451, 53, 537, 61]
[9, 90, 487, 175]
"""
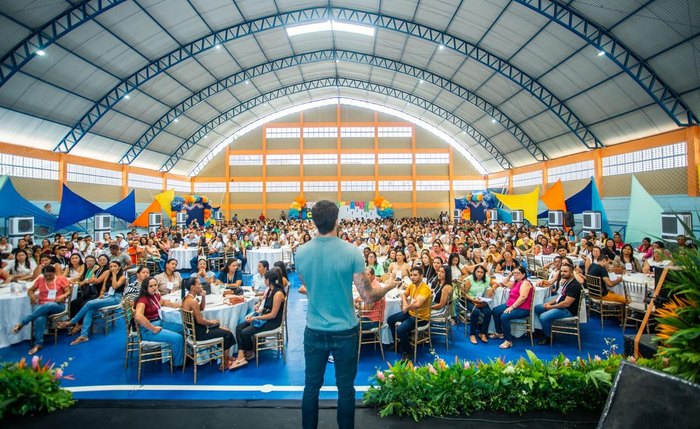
[1, 214, 693, 357]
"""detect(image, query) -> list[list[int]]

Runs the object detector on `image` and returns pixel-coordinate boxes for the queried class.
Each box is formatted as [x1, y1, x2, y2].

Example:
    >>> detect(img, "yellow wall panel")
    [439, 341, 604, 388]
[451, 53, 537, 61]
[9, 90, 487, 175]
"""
[378, 165, 411, 177]
[230, 166, 262, 178]
[266, 192, 300, 204]
[416, 164, 449, 176]
[266, 165, 300, 177]
[232, 129, 262, 150]
[304, 192, 337, 202]
[341, 138, 374, 150]
[197, 150, 227, 177]
[266, 138, 299, 150]
[378, 138, 411, 149]
[12, 178, 59, 202]
[452, 155, 480, 176]
[382, 191, 412, 203]
[133, 188, 160, 204]
[416, 190, 448, 203]
[340, 105, 373, 121]
[304, 165, 338, 176]
[415, 128, 444, 149]
[68, 182, 121, 204]
[231, 192, 262, 204]
[304, 107, 336, 123]
[341, 164, 374, 177]
[303, 138, 337, 150]
[603, 167, 687, 197]
[340, 191, 375, 201]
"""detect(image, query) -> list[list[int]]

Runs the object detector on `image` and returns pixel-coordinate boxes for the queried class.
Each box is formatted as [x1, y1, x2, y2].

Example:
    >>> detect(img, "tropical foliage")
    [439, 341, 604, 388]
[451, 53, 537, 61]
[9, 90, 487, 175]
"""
[0, 356, 74, 418]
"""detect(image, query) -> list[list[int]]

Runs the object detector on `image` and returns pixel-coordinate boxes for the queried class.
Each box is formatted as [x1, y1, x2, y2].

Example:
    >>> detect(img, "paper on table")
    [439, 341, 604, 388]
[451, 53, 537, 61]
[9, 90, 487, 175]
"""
[608, 272, 619, 282]
[478, 297, 493, 303]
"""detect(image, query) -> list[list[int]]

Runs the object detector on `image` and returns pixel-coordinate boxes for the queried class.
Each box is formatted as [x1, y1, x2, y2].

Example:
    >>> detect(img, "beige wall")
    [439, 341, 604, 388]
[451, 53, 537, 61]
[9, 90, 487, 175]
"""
[12, 178, 59, 202]
[603, 167, 687, 197]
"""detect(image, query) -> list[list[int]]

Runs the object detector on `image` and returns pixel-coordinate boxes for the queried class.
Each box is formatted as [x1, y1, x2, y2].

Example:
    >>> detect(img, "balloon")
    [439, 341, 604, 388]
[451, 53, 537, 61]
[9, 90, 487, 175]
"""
[201, 196, 208, 204]
[295, 196, 306, 207]
[477, 193, 483, 202]
[373, 196, 384, 207]
[290, 202, 301, 210]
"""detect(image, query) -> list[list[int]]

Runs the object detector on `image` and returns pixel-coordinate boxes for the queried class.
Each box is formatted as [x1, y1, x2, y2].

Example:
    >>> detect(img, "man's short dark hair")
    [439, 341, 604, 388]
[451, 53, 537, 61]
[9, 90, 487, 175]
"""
[598, 254, 609, 262]
[259, 260, 270, 270]
[410, 266, 423, 275]
[43, 265, 56, 274]
[109, 244, 119, 251]
[311, 200, 339, 235]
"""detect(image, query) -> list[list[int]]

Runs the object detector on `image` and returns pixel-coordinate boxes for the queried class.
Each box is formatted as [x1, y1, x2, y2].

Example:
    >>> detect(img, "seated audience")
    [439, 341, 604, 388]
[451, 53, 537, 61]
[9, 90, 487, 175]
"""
[491, 266, 534, 349]
[534, 264, 582, 345]
[387, 266, 432, 361]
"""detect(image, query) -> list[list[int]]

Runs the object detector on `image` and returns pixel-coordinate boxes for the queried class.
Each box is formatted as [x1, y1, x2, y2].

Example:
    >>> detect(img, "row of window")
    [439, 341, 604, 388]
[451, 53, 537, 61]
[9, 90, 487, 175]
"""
[0, 142, 689, 192]
[265, 126, 413, 139]
[229, 152, 449, 165]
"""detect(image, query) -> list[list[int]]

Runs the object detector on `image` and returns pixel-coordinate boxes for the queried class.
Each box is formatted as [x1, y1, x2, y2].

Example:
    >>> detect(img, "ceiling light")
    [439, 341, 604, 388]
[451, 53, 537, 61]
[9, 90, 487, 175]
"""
[491, 118, 497, 123]
[215, 44, 221, 50]
[123, 94, 130, 99]
[245, 80, 250, 85]
[597, 50, 605, 57]
[286, 20, 374, 37]
[173, 118, 179, 122]
[439, 45, 445, 50]
[419, 79, 424, 84]
[335, 59, 339, 63]
[35, 50, 46, 56]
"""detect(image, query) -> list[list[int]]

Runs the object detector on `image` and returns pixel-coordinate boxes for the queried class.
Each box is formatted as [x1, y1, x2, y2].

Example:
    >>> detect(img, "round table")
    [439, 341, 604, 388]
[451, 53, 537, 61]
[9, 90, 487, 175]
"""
[161, 292, 257, 331]
[0, 285, 33, 348]
[168, 247, 199, 270]
[245, 248, 285, 273]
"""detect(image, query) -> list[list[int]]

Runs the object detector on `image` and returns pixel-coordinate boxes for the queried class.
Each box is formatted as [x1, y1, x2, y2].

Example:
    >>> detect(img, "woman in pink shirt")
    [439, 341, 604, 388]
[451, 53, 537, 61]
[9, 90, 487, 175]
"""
[11, 265, 71, 355]
[490, 266, 534, 349]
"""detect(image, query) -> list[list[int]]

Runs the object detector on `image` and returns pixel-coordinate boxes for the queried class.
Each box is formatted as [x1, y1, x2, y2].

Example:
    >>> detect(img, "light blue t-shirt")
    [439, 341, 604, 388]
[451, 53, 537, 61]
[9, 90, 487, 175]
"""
[296, 236, 365, 331]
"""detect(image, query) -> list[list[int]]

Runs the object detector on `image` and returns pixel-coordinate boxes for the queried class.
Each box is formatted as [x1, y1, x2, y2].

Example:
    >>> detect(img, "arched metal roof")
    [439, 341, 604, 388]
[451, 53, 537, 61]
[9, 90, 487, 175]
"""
[0, 0, 697, 175]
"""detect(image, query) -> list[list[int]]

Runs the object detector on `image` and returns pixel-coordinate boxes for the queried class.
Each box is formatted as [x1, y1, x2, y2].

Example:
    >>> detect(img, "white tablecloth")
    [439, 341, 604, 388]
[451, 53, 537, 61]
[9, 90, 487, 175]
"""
[245, 248, 284, 273]
[534, 254, 584, 267]
[168, 247, 199, 269]
[161, 292, 257, 331]
[609, 272, 655, 296]
[0, 285, 33, 348]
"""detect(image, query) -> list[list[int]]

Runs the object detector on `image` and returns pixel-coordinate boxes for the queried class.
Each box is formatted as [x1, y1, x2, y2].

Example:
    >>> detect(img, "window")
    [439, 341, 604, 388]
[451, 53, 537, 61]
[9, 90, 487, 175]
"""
[303, 127, 337, 138]
[266, 182, 300, 192]
[603, 142, 686, 176]
[67, 164, 121, 186]
[230, 182, 263, 193]
[512, 170, 542, 188]
[304, 181, 337, 192]
[340, 153, 375, 164]
[0, 154, 58, 180]
[415, 153, 449, 164]
[416, 180, 450, 191]
[378, 180, 412, 191]
[378, 153, 412, 164]
[266, 154, 300, 165]
[265, 127, 300, 139]
[341, 181, 375, 191]
[489, 176, 509, 189]
[229, 155, 263, 166]
[548, 160, 594, 182]
[303, 154, 338, 165]
[166, 179, 190, 193]
[378, 126, 412, 138]
[340, 127, 374, 138]
[194, 182, 226, 193]
[128, 173, 162, 190]
[454, 180, 486, 191]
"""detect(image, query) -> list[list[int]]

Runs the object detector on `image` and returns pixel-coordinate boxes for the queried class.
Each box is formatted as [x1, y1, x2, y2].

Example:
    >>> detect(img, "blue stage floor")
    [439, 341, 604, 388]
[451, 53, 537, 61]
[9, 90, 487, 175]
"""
[0, 273, 632, 401]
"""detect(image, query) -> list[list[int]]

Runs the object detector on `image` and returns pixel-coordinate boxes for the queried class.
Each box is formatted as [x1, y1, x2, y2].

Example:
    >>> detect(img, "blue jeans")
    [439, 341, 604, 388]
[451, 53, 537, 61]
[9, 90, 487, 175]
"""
[21, 302, 65, 346]
[467, 301, 492, 336]
[302, 326, 359, 429]
[492, 304, 530, 342]
[71, 294, 122, 338]
[387, 311, 428, 354]
[139, 320, 184, 366]
[534, 304, 572, 336]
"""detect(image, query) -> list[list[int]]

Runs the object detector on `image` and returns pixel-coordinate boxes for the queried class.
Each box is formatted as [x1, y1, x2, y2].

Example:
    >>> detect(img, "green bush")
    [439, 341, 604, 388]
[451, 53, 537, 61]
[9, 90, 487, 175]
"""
[0, 356, 75, 419]
[363, 351, 659, 422]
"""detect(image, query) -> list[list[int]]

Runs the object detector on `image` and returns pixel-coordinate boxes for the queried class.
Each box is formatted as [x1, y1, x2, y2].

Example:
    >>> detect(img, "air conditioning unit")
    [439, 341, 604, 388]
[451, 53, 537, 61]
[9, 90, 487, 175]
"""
[548, 210, 564, 227]
[488, 209, 498, 226]
[148, 212, 162, 226]
[453, 209, 461, 221]
[582, 210, 602, 231]
[661, 212, 693, 239]
[214, 209, 223, 221]
[9, 217, 34, 235]
[94, 214, 112, 230]
[176, 212, 188, 227]
[511, 210, 524, 226]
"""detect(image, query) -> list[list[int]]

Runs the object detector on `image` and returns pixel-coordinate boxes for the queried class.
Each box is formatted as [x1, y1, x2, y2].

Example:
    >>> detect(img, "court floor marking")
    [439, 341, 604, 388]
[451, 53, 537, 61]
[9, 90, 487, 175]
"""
[68, 384, 370, 393]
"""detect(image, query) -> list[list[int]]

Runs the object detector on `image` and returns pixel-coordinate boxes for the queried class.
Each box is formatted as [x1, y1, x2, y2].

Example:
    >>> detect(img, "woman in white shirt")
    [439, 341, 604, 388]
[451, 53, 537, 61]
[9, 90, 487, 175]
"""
[5, 248, 36, 281]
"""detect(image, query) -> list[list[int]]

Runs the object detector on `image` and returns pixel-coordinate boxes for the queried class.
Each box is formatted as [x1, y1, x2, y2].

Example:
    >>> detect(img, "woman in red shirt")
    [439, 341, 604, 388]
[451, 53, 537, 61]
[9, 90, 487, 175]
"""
[133, 276, 184, 366]
[11, 265, 71, 354]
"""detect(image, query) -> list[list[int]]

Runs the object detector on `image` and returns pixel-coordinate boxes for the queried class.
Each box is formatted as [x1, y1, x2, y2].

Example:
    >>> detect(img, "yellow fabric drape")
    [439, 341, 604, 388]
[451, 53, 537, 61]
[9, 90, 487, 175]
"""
[493, 187, 540, 225]
[155, 189, 175, 218]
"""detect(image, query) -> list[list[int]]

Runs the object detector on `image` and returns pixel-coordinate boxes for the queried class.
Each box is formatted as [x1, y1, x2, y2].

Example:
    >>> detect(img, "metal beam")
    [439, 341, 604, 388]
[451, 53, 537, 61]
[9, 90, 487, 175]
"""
[159, 78, 512, 172]
[513, 0, 698, 126]
[0, 0, 126, 88]
[120, 49, 546, 165]
[54, 6, 600, 154]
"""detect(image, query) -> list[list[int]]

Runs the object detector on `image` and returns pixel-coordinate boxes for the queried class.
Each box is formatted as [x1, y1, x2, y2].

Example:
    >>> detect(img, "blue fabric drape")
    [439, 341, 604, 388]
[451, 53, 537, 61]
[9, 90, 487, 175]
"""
[469, 202, 487, 222]
[0, 176, 58, 229]
[497, 208, 512, 224]
[55, 185, 137, 230]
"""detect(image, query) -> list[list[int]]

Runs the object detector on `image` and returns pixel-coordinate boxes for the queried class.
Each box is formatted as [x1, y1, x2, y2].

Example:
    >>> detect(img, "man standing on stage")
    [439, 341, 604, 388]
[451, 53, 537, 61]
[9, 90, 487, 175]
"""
[296, 200, 396, 429]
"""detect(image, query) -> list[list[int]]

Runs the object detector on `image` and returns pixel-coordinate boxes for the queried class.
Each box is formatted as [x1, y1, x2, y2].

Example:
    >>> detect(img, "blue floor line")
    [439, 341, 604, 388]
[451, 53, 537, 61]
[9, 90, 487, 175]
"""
[0, 273, 633, 401]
